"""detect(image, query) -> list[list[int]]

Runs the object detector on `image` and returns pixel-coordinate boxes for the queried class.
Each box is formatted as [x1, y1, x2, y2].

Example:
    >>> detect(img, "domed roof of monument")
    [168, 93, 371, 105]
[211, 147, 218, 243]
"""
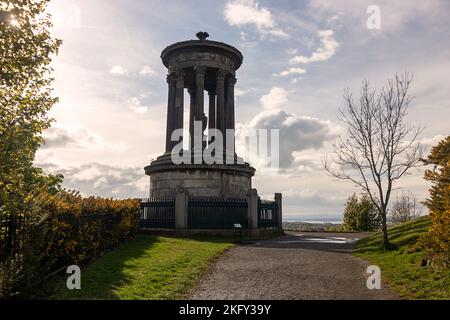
[161, 32, 243, 70]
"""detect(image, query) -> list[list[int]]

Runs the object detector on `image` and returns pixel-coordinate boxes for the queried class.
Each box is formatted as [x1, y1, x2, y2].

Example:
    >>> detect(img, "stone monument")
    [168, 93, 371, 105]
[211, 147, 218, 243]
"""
[145, 32, 255, 198]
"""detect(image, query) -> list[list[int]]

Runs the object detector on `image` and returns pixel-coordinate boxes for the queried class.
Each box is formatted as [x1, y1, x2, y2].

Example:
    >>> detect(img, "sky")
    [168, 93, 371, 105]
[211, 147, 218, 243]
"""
[36, 0, 450, 220]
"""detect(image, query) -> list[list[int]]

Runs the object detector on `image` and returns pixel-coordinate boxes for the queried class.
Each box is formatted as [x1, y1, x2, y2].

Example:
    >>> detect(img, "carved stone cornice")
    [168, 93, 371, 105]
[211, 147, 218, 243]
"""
[166, 73, 176, 85]
[227, 76, 237, 86]
[216, 69, 226, 80]
[194, 66, 207, 77]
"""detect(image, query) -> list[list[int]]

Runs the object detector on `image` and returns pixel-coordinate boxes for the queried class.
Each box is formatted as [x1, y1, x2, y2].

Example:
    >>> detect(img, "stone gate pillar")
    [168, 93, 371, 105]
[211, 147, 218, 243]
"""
[248, 189, 258, 229]
[275, 193, 283, 228]
[175, 189, 188, 229]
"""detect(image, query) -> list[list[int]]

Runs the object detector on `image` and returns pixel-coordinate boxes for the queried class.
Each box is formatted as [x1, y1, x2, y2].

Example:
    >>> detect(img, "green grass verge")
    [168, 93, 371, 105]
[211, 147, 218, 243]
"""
[48, 235, 234, 300]
[354, 216, 449, 300]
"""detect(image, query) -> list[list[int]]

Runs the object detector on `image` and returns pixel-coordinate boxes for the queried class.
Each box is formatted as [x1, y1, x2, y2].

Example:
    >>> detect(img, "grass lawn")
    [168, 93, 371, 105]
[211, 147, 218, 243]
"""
[48, 235, 234, 300]
[354, 216, 450, 300]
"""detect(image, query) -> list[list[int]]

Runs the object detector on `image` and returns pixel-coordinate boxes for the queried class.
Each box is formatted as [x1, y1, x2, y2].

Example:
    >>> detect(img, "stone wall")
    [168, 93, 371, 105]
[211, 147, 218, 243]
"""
[150, 168, 251, 198]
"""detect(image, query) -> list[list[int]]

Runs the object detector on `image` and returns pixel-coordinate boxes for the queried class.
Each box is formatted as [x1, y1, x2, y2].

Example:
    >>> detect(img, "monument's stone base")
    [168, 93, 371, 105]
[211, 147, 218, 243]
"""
[149, 168, 252, 198]
[144, 153, 256, 198]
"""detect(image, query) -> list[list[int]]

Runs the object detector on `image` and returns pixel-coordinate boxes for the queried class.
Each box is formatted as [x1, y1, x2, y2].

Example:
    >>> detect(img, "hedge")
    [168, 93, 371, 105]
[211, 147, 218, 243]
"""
[0, 190, 140, 298]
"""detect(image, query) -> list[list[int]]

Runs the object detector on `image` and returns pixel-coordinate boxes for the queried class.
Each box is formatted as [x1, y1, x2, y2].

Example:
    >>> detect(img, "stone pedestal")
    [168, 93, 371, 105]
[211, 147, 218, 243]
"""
[145, 154, 255, 198]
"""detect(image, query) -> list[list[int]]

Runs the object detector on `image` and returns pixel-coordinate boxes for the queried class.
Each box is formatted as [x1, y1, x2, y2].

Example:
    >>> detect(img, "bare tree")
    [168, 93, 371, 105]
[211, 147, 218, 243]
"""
[388, 191, 422, 225]
[324, 73, 424, 249]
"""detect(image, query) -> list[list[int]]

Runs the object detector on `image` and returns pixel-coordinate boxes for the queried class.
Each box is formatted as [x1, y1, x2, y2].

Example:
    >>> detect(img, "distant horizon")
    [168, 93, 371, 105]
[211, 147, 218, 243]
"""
[283, 214, 343, 223]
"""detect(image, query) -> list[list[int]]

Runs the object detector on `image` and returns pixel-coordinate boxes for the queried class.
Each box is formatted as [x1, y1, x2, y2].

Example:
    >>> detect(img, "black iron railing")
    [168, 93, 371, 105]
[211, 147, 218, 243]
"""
[188, 197, 248, 229]
[139, 197, 176, 229]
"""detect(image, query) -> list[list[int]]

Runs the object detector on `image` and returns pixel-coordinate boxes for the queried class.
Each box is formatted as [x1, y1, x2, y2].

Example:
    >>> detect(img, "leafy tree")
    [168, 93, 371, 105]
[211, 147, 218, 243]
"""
[343, 193, 381, 232]
[0, 0, 61, 213]
[421, 135, 450, 263]
[343, 194, 359, 231]
[0, 0, 61, 297]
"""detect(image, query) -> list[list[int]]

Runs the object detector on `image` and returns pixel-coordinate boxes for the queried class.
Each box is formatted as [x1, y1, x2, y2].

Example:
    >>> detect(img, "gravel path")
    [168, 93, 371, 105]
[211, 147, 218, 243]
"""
[190, 232, 398, 300]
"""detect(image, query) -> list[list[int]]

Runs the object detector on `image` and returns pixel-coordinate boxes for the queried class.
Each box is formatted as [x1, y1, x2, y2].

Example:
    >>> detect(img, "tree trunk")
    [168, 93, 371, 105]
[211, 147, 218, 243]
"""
[380, 206, 390, 249]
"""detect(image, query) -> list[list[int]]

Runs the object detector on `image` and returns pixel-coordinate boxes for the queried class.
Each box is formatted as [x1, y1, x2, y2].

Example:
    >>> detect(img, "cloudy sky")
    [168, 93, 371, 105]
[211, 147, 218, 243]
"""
[37, 0, 450, 220]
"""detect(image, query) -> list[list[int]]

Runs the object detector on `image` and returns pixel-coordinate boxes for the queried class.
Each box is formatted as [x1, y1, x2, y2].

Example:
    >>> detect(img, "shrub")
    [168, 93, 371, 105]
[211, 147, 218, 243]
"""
[343, 193, 381, 232]
[421, 135, 450, 265]
[0, 190, 140, 298]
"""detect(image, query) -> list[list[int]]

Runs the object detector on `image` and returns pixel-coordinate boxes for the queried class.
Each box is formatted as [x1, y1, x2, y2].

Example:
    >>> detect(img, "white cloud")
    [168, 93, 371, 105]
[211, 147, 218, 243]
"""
[290, 30, 339, 64]
[224, 0, 288, 38]
[42, 124, 126, 151]
[235, 87, 250, 97]
[291, 77, 304, 84]
[273, 67, 306, 77]
[237, 109, 337, 169]
[128, 97, 149, 114]
[282, 188, 344, 208]
[308, 0, 446, 33]
[260, 87, 288, 110]
[109, 65, 128, 76]
[139, 65, 157, 77]
[418, 134, 445, 147]
[38, 162, 148, 198]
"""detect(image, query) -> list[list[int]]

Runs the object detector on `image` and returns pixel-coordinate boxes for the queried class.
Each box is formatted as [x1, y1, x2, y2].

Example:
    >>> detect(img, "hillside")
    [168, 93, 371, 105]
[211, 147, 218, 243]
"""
[355, 216, 449, 299]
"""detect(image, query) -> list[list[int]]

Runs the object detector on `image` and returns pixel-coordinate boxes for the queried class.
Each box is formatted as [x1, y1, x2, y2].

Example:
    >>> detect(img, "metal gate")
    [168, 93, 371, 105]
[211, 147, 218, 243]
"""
[188, 197, 248, 229]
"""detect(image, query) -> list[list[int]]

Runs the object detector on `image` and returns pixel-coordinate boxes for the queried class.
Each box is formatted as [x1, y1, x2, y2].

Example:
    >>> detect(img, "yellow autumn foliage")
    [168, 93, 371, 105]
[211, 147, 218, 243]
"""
[41, 190, 140, 269]
[421, 135, 450, 265]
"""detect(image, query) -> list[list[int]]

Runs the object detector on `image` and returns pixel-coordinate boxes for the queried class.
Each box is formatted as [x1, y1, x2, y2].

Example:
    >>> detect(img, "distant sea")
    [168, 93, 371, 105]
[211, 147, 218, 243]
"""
[285, 220, 343, 225]
[283, 215, 343, 224]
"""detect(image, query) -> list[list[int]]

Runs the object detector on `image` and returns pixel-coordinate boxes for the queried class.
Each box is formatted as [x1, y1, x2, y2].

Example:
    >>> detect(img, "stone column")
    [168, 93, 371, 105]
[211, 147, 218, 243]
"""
[208, 89, 216, 130]
[226, 76, 236, 162]
[207, 89, 215, 146]
[194, 66, 206, 152]
[165, 73, 176, 153]
[188, 87, 195, 150]
[275, 193, 282, 228]
[226, 76, 236, 131]
[216, 69, 226, 155]
[174, 70, 185, 144]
